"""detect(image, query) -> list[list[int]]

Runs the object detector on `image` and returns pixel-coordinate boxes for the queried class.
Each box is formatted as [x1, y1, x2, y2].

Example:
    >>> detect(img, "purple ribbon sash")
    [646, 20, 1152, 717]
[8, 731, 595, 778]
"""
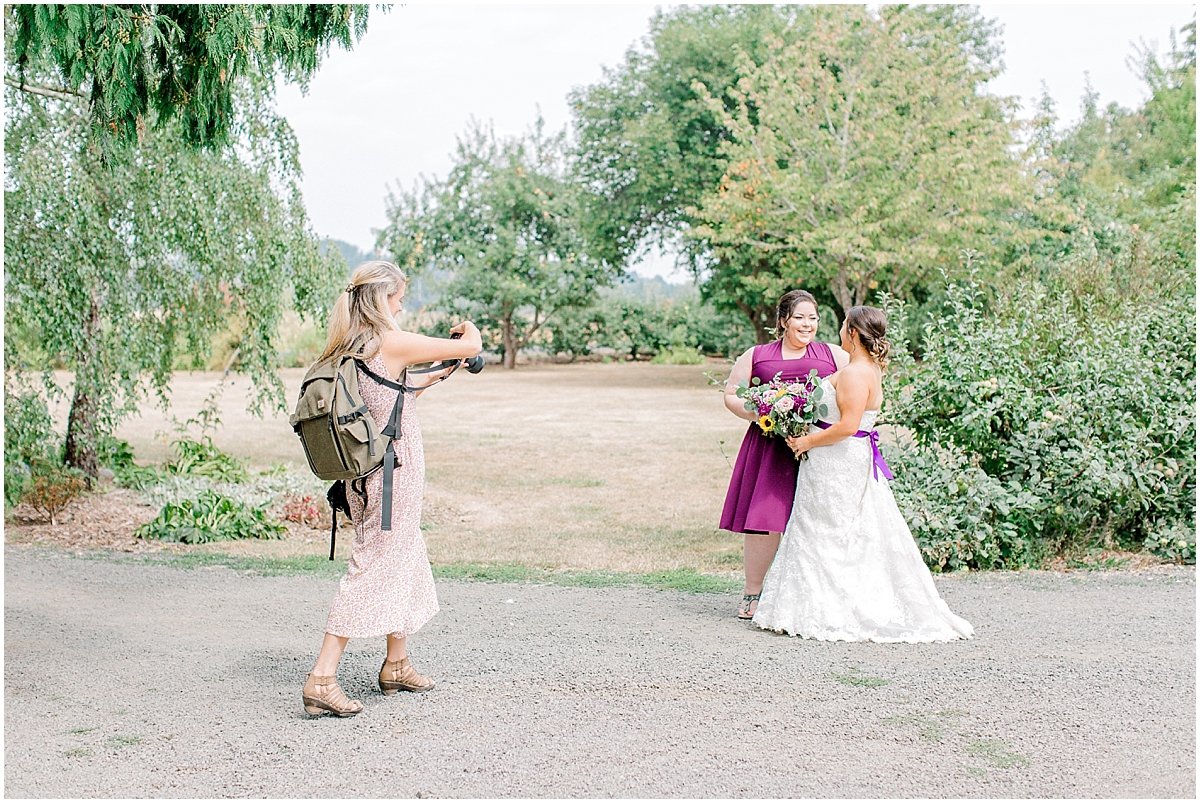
[813, 421, 895, 481]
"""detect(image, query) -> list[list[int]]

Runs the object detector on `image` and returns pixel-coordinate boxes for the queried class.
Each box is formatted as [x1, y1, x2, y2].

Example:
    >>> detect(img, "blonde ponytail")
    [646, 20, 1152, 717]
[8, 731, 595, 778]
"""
[319, 260, 407, 362]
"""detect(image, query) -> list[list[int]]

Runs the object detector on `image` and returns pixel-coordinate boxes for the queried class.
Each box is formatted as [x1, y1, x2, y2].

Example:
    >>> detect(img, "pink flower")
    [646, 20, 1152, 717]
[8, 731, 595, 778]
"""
[774, 395, 795, 413]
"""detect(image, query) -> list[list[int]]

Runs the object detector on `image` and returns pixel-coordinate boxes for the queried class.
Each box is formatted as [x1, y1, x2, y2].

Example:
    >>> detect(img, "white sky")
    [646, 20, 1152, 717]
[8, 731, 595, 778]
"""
[276, 3, 1197, 279]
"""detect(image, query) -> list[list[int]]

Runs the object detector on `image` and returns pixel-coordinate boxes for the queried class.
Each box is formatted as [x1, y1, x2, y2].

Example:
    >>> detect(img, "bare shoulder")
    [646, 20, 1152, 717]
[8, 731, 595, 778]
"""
[829, 343, 850, 368]
[726, 346, 756, 383]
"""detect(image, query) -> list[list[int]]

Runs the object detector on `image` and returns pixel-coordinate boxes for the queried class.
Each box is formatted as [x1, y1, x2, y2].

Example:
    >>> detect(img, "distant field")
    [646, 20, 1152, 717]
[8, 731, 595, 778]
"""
[60, 362, 755, 573]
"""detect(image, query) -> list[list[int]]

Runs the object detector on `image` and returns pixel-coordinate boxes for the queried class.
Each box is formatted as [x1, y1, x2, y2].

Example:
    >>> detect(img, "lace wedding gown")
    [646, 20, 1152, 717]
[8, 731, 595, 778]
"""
[753, 379, 974, 642]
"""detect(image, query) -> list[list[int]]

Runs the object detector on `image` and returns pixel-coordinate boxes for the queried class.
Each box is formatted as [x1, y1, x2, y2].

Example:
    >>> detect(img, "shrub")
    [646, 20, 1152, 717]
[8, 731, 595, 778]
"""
[890, 442, 1042, 571]
[3, 383, 59, 508]
[280, 493, 325, 527]
[137, 490, 286, 544]
[22, 466, 88, 525]
[650, 345, 706, 365]
[886, 274, 1195, 567]
[166, 437, 248, 483]
[97, 436, 165, 489]
[1142, 521, 1197, 565]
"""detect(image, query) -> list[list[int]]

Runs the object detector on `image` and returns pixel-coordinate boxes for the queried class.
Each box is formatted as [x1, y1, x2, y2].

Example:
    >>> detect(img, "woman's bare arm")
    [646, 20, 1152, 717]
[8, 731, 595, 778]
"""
[379, 322, 482, 380]
[723, 347, 758, 422]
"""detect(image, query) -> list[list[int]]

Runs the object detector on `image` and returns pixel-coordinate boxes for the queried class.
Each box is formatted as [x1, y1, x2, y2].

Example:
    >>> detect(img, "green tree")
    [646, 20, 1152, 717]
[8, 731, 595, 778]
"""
[4, 77, 344, 477]
[381, 121, 615, 369]
[7, 4, 370, 159]
[688, 5, 1026, 318]
[1012, 18, 1195, 296]
[570, 5, 807, 340]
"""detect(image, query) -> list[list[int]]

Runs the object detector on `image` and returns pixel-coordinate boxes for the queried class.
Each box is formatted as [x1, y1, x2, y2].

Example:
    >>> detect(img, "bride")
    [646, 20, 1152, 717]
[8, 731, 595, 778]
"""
[752, 306, 973, 643]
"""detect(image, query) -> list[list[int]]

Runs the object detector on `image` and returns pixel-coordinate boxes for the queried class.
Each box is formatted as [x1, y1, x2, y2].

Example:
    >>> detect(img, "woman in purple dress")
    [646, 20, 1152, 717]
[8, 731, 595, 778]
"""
[720, 290, 847, 618]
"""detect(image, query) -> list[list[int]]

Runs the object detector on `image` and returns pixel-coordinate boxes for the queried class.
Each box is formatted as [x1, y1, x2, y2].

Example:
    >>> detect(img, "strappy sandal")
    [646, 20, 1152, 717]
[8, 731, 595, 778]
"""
[737, 593, 761, 620]
[378, 657, 435, 695]
[302, 673, 363, 717]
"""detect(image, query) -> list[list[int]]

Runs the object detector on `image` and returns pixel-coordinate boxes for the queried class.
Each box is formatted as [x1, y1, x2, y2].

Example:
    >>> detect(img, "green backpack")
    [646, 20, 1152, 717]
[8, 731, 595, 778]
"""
[290, 351, 457, 559]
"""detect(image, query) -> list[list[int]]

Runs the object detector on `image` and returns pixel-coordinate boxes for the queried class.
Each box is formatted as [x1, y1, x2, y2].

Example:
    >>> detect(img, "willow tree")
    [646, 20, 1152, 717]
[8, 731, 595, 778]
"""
[689, 5, 1027, 319]
[7, 4, 370, 159]
[381, 121, 615, 369]
[4, 78, 344, 477]
[5, 4, 367, 477]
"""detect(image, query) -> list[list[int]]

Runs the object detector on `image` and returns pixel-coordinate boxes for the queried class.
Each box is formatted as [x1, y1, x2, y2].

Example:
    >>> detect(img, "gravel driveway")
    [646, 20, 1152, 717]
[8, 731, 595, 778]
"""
[4, 546, 1195, 798]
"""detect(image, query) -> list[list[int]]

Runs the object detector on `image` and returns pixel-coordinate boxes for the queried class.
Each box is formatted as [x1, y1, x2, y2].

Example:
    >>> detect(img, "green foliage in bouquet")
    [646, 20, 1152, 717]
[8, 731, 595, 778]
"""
[137, 490, 286, 544]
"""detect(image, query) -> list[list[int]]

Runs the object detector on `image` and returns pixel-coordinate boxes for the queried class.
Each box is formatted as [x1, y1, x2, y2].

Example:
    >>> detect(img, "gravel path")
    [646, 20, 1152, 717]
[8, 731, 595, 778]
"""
[4, 546, 1195, 798]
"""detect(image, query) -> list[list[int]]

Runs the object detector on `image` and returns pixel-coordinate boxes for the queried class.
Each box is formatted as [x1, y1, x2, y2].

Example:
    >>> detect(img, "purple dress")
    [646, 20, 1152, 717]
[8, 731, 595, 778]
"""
[720, 340, 838, 534]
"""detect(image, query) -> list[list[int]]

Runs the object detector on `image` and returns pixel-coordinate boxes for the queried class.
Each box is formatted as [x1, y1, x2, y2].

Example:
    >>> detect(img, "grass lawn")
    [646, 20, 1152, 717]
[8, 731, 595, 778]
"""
[36, 361, 759, 576]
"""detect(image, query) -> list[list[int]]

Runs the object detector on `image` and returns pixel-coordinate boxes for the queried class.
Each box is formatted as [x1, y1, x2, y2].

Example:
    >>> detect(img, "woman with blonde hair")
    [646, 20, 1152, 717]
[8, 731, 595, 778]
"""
[302, 260, 482, 717]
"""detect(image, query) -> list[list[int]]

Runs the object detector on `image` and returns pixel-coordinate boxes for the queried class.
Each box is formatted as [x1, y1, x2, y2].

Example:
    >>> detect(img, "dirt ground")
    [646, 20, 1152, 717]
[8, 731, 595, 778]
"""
[34, 362, 754, 572]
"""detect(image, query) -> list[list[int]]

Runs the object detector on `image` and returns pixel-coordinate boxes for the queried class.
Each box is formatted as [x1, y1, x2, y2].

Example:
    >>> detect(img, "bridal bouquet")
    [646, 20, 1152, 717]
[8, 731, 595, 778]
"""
[735, 369, 828, 459]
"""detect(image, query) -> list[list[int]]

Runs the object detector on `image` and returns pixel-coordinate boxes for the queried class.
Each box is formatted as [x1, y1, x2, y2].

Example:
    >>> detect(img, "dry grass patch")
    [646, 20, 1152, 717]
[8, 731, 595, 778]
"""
[35, 362, 750, 573]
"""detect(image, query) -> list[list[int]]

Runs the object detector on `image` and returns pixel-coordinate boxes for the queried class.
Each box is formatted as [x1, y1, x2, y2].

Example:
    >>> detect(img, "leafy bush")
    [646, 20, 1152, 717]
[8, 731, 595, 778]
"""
[1142, 521, 1197, 565]
[891, 442, 1042, 571]
[3, 383, 59, 508]
[139, 470, 327, 512]
[137, 490, 286, 544]
[650, 345, 706, 365]
[886, 274, 1195, 568]
[280, 493, 325, 527]
[22, 466, 88, 525]
[166, 437, 248, 483]
[97, 436, 165, 489]
[548, 288, 754, 361]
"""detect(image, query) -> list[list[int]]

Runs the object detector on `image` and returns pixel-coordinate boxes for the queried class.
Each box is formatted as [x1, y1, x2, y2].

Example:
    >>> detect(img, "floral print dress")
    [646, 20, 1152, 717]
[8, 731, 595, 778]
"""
[324, 352, 439, 638]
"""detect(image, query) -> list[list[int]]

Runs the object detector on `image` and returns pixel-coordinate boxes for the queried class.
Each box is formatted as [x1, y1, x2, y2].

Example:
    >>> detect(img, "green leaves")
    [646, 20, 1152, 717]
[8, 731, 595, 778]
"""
[5, 75, 345, 474]
[689, 5, 1024, 317]
[136, 490, 286, 544]
[380, 120, 617, 368]
[888, 273, 1195, 567]
[8, 4, 371, 158]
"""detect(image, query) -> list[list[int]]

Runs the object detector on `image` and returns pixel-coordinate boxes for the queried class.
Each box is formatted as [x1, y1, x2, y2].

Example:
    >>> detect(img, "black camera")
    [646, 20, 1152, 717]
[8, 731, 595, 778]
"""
[450, 332, 485, 374]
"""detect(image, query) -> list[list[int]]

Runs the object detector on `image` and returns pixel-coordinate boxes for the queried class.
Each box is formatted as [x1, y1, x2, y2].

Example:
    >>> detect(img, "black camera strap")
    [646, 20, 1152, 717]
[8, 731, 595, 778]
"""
[354, 357, 465, 531]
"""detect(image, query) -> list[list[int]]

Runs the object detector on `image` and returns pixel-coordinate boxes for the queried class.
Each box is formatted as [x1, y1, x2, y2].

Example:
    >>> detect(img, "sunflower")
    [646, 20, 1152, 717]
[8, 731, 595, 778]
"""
[758, 415, 775, 434]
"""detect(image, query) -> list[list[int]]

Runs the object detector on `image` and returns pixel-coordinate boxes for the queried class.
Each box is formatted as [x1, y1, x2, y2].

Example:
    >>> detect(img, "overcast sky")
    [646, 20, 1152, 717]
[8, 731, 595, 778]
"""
[276, 3, 1196, 279]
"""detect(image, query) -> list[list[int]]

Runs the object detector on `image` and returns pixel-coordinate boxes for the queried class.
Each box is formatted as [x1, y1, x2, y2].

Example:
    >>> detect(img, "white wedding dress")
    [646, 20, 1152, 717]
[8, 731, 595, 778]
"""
[753, 379, 974, 642]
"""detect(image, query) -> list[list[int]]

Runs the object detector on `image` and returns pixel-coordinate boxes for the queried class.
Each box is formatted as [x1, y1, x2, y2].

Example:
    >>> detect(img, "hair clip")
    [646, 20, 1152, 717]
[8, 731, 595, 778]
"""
[345, 284, 356, 294]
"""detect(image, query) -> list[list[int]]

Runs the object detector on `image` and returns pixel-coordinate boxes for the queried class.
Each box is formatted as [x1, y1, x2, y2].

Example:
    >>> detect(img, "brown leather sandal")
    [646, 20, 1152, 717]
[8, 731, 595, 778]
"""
[302, 673, 363, 717]
[379, 657, 435, 695]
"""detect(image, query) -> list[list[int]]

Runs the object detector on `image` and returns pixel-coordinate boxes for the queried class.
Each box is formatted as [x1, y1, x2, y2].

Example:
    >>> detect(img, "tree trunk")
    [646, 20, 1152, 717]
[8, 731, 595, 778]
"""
[832, 263, 854, 317]
[64, 294, 102, 480]
[753, 305, 774, 344]
[502, 313, 517, 370]
[63, 384, 100, 480]
[737, 300, 774, 345]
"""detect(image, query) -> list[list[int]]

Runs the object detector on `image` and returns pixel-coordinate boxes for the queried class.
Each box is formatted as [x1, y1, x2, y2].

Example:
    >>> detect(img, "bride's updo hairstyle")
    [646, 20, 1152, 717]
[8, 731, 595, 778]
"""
[776, 289, 819, 335]
[319, 260, 407, 362]
[845, 305, 891, 368]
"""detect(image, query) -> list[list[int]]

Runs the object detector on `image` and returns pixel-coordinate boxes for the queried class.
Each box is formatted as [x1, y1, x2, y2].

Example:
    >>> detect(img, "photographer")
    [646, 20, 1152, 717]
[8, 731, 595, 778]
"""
[302, 260, 482, 718]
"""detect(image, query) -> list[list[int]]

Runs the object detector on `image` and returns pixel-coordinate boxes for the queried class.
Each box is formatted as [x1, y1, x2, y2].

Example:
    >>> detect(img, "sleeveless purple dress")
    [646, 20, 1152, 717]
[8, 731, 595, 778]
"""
[720, 340, 838, 534]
